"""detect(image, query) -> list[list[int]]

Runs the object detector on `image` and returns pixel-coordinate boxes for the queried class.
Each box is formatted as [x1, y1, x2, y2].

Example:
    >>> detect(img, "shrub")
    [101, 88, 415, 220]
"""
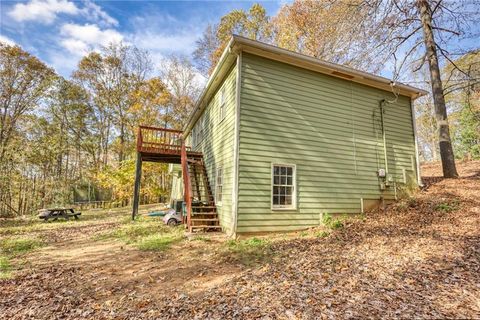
[322, 213, 344, 230]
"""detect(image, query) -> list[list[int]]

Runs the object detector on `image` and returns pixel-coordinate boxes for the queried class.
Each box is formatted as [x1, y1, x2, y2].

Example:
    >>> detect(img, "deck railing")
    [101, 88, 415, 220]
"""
[137, 126, 188, 154]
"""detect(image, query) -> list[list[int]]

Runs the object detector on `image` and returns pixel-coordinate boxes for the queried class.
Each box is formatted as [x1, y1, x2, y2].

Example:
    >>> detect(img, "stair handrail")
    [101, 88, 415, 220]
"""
[180, 138, 192, 229]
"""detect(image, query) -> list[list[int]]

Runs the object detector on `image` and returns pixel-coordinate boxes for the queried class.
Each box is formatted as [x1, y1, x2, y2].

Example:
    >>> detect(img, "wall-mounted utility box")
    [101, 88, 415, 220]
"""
[378, 169, 386, 178]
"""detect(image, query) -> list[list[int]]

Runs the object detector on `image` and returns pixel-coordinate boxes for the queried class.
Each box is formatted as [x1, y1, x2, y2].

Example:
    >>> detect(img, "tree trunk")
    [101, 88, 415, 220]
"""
[417, 0, 458, 178]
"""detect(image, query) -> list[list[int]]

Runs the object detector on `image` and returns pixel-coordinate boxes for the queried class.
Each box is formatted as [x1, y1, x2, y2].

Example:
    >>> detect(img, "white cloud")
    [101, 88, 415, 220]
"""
[130, 32, 199, 55]
[81, 0, 118, 27]
[60, 23, 124, 54]
[0, 35, 16, 46]
[9, 0, 79, 24]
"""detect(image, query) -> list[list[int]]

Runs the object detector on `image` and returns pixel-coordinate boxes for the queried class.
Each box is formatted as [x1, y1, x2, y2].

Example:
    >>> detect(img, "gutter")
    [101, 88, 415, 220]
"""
[233, 35, 429, 99]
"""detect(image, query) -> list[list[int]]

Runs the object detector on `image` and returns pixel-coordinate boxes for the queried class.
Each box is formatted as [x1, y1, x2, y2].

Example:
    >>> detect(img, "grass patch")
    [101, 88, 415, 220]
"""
[96, 216, 157, 241]
[223, 237, 273, 266]
[299, 231, 309, 237]
[0, 210, 125, 237]
[0, 256, 12, 279]
[0, 236, 44, 279]
[137, 233, 183, 251]
[191, 236, 212, 242]
[0, 237, 44, 255]
[435, 200, 460, 213]
[96, 216, 184, 251]
[316, 230, 330, 238]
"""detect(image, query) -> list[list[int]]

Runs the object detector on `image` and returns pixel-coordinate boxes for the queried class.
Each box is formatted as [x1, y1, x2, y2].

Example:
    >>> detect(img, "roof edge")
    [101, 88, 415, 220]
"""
[183, 35, 428, 136]
[231, 35, 428, 99]
[182, 37, 236, 136]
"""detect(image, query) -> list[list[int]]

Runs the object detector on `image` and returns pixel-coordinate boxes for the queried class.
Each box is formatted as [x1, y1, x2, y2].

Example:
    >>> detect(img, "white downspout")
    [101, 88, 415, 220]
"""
[410, 99, 423, 186]
[231, 51, 242, 238]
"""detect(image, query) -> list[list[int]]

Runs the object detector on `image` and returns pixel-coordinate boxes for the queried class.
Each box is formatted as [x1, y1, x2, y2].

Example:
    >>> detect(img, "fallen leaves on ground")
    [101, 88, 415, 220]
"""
[1, 161, 479, 319]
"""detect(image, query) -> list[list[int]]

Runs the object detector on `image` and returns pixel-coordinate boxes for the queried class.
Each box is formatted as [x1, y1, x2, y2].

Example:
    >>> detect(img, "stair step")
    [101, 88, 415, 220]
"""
[191, 218, 219, 222]
[190, 225, 222, 229]
[192, 206, 216, 209]
[192, 213, 217, 217]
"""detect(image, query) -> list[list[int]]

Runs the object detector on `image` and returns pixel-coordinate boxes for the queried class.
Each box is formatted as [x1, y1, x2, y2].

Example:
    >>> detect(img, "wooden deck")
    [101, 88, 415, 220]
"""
[136, 126, 201, 163]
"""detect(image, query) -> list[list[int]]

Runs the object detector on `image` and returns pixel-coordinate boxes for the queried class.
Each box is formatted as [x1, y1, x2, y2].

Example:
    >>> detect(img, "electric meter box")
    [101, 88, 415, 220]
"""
[378, 169, 386, 178]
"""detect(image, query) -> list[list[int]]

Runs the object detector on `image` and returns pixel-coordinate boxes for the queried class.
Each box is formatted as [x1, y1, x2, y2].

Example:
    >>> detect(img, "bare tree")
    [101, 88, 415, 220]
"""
[159, 55, 203, 129]
[73, 43, 152, 164]
[0, 43, 54, 163]
[360, 0, 480, 177]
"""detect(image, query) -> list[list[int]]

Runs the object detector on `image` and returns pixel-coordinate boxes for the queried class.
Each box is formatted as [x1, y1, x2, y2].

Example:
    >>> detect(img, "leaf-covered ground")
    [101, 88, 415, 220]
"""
[1, 161, 479, 319]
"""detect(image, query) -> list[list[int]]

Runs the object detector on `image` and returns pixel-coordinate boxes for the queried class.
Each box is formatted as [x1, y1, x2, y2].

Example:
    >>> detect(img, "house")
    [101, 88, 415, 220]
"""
[132, 35, 427, 235]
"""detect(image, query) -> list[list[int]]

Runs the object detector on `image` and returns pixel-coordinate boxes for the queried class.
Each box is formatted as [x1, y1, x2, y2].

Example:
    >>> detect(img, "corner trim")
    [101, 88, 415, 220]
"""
[410, 99, 423, 186]
[231, 52, 242, 238]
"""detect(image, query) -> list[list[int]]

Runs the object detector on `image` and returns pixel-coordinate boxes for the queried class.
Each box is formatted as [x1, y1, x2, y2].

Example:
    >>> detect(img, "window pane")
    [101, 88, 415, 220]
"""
[285, 196, 292, 205]
[280, 195, 285, 205]
[285, 187, 292, 196]
[287, 176, 292, 185]
[287, 167, 293, 176]
[274, 166, 280, 175]
[281, 167, 287, 175]
[280, 176, 286, 185]
[273, 175, 279, 185]
[273, 195, 279, 205]
[273, 186, 279, 195]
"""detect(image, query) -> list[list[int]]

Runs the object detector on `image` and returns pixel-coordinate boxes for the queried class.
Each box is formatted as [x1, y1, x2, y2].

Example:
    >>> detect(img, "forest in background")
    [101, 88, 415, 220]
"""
[1, 0, 479, 216]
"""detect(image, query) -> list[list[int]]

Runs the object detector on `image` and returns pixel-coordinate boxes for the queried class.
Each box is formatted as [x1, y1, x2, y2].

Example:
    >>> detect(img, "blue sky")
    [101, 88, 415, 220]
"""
[1, 0, 478, 85]
[0, 0, 284, 77]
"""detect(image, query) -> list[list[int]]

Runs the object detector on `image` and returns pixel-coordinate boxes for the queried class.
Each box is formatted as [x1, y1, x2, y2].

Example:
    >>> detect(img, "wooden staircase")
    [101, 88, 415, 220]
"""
[186, 157, 221, 232]
[133, 125, 221, 233]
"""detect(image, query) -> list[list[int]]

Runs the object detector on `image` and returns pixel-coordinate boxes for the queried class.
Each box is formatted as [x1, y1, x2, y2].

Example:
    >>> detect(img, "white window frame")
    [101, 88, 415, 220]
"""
[219, 86, 226, 123]
[215, 166, 223, 206]
[271, 163, 297, 210]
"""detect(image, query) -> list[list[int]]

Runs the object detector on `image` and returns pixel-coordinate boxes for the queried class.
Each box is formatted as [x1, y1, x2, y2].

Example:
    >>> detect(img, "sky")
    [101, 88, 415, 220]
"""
[1, 0, 478, 85]
[0, 0, 284, 78]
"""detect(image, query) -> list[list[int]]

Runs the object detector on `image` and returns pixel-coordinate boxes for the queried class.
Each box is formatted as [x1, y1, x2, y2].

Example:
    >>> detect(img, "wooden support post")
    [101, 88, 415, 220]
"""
[132, 152, 142, 220]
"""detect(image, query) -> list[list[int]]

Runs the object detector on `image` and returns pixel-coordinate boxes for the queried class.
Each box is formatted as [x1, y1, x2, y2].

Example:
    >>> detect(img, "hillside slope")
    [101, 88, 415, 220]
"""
[162, 161, 480, 319]
[1, 161, 479, 319]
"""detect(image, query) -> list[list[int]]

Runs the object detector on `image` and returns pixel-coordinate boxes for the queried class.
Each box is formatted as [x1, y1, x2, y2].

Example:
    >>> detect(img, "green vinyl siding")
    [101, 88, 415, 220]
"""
[186, 65, 237, 233]
[236, 53, 417, 233]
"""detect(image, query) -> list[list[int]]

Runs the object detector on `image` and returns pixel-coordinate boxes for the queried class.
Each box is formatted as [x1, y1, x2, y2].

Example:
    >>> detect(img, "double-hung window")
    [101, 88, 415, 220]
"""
[215, 166, 223, 205]
[219, 87, 226, 123]
[272, 164, 296, 209]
